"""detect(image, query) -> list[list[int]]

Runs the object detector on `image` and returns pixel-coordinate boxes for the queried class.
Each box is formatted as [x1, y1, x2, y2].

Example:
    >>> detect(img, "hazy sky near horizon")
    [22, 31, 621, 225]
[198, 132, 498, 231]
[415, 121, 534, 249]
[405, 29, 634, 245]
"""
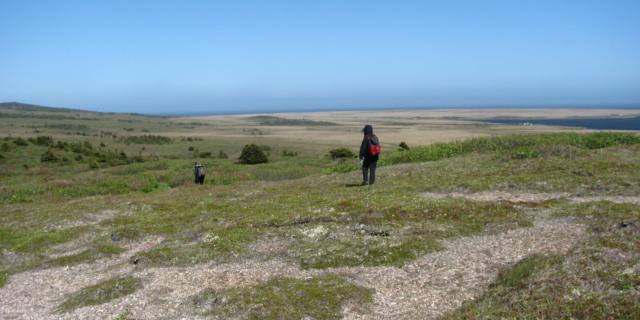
[1, 0, 639, 113]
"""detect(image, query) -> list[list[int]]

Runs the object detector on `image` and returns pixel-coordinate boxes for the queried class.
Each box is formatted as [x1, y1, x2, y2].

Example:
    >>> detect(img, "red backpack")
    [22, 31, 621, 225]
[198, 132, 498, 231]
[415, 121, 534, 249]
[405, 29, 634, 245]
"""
[369, 138, 381, 156]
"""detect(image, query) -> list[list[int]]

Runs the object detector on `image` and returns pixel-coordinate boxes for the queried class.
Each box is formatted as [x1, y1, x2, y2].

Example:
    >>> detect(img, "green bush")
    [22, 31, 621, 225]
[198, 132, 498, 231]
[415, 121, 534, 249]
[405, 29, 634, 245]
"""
[13, 137, 28, 146]
[88, 161, 100, 169]
[282, 149, 298, 157]
[329, 148, 355, 159]
[238, 144, 268, 164]
[199, 151, 212, 158]
[218, 150, 228, 159]
[33, 136, 54, 146]
[41, 150, 59, 163]
[399, 141, 410, 151]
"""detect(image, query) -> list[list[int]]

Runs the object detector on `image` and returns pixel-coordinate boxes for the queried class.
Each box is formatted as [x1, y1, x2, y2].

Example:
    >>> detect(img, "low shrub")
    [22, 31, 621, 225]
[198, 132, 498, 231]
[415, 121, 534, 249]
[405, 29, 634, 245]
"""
[282, 149, 298, 157]
[238, 144, 268, 164]
[13, 137, 28, 146]
[40, 150, 59, 163]
[329, 148, 355, 159]
[32, 136, 54, 146]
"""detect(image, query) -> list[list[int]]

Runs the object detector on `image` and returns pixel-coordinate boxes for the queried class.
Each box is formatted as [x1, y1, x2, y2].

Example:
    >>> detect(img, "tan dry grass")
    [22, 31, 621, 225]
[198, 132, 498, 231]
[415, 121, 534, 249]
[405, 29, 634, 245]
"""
[171, 108, 632, 148]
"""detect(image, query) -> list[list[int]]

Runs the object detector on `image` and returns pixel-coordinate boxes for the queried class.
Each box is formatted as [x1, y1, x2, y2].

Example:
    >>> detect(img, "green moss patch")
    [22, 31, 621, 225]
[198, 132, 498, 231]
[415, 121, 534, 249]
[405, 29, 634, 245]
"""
[47, 245, 126, 268]
[0, 271, 8, 288]
[194, 274, 373, 320]
[57, 276, 141, 313]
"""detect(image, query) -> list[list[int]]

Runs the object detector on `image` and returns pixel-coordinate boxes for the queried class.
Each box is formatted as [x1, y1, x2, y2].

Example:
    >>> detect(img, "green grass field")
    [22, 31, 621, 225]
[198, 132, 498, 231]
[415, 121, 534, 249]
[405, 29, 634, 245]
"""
[1, 104, 639, 319]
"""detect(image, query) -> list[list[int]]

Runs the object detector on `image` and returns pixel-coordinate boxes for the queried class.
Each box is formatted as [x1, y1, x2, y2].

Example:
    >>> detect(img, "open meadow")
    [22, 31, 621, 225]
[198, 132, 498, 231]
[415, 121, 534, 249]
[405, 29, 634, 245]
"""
[1, 102, 639, 319]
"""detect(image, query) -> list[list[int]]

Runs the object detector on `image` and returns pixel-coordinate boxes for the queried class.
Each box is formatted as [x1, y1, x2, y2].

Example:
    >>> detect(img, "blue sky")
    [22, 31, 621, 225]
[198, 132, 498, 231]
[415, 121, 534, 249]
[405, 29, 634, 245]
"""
[1, 0, 639, 113]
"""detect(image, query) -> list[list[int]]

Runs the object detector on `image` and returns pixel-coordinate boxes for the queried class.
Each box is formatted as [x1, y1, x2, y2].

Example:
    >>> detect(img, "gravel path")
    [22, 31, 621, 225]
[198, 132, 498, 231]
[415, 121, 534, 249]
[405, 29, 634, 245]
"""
[421, 191, 640, 205]
[0, 220, 585, 320]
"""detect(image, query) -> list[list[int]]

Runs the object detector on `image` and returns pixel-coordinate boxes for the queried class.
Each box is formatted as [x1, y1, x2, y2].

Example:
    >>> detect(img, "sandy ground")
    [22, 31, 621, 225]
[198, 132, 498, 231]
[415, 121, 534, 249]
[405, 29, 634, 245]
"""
[168, 108, 640, 148]
[187, 108, 640, 123]
[0, 213, 586, 320]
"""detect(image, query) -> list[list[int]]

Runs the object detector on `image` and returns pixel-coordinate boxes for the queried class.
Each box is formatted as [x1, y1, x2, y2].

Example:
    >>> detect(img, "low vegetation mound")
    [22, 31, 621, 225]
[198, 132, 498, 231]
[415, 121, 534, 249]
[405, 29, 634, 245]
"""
[57, 276, 141, 313]
[329, 147, 355, 159]
[238, 143, 269, 164]
[194, 275, 372, 319]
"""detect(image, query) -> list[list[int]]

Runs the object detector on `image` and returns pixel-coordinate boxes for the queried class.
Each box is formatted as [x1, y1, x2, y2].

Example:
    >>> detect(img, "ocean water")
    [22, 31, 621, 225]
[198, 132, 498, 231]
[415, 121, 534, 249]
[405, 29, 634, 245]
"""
[481, 116, 640, 131]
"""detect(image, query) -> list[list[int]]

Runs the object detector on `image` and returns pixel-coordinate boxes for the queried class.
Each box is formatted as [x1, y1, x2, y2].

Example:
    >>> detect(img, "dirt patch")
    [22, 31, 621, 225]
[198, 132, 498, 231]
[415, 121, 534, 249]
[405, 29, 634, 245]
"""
[421, 191, 640, 205]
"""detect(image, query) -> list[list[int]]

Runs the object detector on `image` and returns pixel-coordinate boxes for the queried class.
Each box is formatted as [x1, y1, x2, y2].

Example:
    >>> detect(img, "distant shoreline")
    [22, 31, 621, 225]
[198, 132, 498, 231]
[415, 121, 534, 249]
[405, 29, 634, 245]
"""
[150, 105, 640, 117]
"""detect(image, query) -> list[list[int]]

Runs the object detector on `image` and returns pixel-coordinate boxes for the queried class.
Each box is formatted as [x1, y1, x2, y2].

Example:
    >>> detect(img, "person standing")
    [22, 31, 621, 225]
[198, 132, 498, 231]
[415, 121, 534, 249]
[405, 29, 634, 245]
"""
[359, 124, 381, 185]
[194, 162, 205, 184]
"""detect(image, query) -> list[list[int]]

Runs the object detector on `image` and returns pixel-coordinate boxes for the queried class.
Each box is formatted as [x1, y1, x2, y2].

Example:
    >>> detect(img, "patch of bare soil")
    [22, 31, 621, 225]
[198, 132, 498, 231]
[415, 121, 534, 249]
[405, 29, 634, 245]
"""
[0, 219, 585, 320]
[421, 191, 640, 205]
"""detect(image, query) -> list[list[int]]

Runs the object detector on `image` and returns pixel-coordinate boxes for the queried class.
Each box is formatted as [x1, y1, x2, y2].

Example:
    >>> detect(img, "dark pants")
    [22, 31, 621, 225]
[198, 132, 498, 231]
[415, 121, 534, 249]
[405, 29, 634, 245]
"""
[362, 161, 377, 184]
[196, 175, 205, 184]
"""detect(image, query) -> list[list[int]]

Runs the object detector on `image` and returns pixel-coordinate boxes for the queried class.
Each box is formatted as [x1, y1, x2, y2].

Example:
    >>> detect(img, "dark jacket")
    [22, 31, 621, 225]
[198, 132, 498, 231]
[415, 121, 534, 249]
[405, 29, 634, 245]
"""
[194, 165, 204, 177]
[360, 134, 380, 163]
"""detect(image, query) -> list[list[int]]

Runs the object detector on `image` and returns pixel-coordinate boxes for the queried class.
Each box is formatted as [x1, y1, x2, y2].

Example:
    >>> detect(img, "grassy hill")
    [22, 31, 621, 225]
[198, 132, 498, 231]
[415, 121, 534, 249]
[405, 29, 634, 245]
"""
[0, 107, 638, 319]
[0, 101, 91, 113]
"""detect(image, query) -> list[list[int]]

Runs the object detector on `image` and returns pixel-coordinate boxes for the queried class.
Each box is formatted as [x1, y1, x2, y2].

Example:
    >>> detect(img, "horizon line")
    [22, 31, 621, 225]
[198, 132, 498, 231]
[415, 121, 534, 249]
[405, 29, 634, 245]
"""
[2, 101, 640, 117]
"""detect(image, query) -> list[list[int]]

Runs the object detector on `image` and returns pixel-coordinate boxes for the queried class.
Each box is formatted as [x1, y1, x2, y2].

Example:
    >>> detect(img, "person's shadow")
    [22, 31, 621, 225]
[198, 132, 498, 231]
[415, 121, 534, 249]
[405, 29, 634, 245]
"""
[345, 183, 364, 188]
